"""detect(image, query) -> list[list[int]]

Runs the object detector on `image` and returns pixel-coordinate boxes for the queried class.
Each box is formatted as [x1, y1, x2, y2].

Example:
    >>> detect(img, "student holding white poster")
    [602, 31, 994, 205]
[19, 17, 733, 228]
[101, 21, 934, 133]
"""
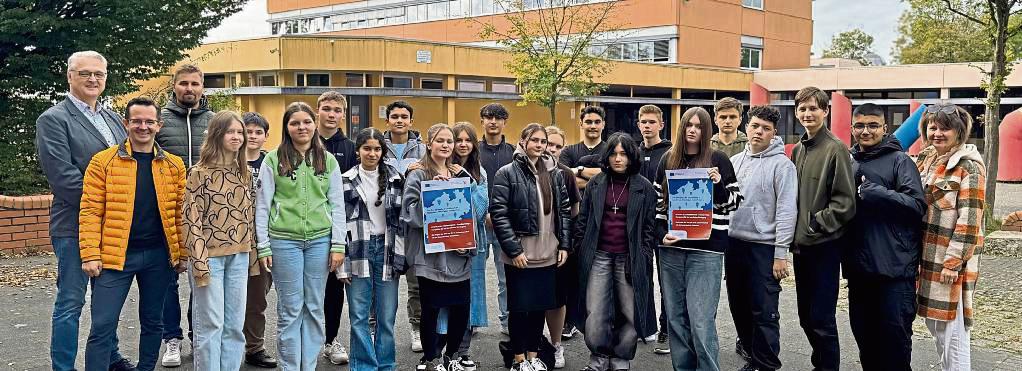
[654, 107, 741, 371]
[401, 123, 476, 371]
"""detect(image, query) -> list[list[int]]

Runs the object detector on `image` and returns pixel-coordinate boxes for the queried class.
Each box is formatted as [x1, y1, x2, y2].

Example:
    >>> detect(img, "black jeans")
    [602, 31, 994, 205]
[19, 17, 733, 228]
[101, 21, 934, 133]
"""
[509, 310, 546, 355]
[324, 272, 346, 344]
[793, 241, 842, 371]
[848, 277, 915, 371]
[725, 238, 782, 370]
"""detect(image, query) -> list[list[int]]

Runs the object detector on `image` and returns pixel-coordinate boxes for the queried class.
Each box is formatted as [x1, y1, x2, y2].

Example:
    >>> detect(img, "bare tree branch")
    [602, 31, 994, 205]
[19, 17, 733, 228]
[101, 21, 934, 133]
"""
[944, 0, 991, 24]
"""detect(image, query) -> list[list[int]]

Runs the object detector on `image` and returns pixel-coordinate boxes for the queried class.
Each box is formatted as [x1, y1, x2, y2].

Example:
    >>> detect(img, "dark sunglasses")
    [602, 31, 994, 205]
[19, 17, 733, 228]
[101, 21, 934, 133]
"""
[924, 104, 958, 115]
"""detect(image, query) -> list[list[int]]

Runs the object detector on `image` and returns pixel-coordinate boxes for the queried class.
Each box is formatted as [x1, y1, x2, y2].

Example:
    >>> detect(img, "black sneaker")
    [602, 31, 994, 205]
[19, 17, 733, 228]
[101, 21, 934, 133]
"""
[561, 325, 580, 340]
[653, 331, 670, 354]
[458, 355, 476, 371]
[245, 349, 279, 368]
[735, 338, 752, 362]
[108, 357, 136, 371]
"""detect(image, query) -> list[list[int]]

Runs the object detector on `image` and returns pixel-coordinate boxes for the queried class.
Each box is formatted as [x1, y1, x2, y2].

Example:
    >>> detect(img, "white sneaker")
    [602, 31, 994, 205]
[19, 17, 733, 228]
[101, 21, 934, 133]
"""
[553, 344, 565, 369]
[445, 356, 466, 371]
[530, 358, 548, 371]
[161, 338, 182, 367]
[322, 339, 349, 365]
[511, 360, 536, 371]
[411, 329, 424, 352]
[642, 333, 658, 342]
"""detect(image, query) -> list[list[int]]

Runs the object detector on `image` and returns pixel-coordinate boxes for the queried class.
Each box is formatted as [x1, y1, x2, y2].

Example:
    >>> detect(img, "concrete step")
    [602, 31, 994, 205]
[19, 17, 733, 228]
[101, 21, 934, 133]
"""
[985, 230, 1022, 258]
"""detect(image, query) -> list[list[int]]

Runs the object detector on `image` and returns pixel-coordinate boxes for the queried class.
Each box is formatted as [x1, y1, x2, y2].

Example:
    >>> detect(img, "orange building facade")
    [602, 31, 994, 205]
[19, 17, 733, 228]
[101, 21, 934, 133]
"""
[265, 0, 812, 70]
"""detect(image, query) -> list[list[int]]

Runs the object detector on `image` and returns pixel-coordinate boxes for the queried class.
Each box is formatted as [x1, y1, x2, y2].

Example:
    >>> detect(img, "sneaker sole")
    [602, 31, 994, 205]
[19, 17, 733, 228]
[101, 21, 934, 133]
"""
[162, 360, 182, 367]
[653, 349, 671, 355]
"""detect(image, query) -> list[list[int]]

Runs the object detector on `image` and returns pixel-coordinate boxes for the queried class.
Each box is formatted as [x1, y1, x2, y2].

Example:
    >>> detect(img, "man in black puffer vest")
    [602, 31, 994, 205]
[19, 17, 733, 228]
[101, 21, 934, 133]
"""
[845, 103, 926, 371]
[155, 63, 212, 367]
[157, 63, 213, 168]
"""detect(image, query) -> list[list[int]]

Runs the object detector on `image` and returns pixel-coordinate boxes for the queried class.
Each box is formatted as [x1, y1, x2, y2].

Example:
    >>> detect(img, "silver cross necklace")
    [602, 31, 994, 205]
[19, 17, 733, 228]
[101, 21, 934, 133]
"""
[609, 178, 629, 214]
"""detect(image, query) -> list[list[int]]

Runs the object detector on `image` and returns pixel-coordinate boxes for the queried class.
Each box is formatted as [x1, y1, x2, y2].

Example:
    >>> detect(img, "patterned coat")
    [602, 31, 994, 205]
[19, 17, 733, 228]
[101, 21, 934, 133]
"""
[337, 163, 407, 281]
[915, 144, 985, 327]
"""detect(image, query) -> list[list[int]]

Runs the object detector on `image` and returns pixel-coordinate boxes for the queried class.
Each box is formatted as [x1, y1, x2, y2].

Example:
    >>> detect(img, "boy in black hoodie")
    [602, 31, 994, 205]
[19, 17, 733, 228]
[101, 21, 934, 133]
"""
[845, 103, 925, 371]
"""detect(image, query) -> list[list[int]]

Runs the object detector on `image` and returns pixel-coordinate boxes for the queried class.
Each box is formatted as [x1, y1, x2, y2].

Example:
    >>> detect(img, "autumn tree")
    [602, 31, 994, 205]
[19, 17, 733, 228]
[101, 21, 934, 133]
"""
[924, 0, 1022, 212]
[0, 0, 247, 195]
[892, 0, 1022, 64]
[822, 28, 878, 65]
[478, 0, 624, 125]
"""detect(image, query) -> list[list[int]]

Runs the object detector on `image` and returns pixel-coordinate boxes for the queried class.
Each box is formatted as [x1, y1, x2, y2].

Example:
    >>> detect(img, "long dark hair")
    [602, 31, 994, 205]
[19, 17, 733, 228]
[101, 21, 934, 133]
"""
[451, 122, 482, 180]
[519, 123, 552, 214]
[666, 107, 713, 170]
[354, 127, 390, 207]
[278, 102, 328, 176]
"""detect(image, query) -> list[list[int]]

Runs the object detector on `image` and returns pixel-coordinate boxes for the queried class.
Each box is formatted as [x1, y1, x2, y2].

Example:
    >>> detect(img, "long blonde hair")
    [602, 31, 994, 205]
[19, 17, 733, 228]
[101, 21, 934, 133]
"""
[419, 123, 454, 179]
[198, 111, 251, 184]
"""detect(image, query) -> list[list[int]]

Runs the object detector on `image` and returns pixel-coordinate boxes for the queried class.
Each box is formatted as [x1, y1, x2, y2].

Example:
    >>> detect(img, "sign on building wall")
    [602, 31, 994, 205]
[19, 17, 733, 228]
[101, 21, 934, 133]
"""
[417, 50, 432, 64]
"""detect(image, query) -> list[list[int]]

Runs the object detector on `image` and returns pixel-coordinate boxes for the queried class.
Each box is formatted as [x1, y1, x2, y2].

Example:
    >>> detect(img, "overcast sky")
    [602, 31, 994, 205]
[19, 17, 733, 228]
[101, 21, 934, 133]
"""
[205, 0, 906, 63]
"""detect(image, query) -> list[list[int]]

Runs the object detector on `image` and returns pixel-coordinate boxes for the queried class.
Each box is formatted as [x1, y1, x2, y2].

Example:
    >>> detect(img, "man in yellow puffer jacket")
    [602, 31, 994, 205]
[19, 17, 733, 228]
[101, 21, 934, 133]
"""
[78, 96, 187, 371]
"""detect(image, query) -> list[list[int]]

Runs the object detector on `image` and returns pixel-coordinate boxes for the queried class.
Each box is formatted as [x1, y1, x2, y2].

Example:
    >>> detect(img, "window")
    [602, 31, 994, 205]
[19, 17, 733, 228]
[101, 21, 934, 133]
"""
[255, 73, 276, 87]
[384, 75, 413, 88]
[346, 73, 367, 87]
[492, 81, 517, 93]
[296, 72, 330, 87]
[458, 80, 485, 91]
[591, 39, 673, 63]
[742, 0, 763, 10]
[204, 74, 226, 88]
[421, 78, 444, 90]
[740, 35, 763, 70]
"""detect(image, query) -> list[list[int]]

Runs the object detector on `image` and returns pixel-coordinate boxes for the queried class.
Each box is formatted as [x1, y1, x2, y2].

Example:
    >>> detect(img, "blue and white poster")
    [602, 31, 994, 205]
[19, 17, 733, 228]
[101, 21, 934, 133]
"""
[421, 178, 477, 253]
[666, 168, 713, 240]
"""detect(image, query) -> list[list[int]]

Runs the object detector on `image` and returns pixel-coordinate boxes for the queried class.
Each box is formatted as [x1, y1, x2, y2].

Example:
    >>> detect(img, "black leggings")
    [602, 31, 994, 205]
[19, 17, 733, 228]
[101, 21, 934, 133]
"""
[324, 272, 346, 344]
[421, 304, 470, 361]
[509, 310, 547, 355]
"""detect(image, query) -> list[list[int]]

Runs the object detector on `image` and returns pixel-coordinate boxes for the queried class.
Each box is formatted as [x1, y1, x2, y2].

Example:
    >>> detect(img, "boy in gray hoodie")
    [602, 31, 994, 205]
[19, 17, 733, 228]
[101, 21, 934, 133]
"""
[726, 105, 797, 371]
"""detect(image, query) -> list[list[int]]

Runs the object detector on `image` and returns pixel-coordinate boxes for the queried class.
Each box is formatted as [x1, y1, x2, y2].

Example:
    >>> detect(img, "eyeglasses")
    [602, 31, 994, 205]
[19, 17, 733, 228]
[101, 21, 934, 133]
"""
[128, 119, 160, 127]
[925, 104, 958, 115]
[71, 70, 107, 80]
[851, 123, 884, 132]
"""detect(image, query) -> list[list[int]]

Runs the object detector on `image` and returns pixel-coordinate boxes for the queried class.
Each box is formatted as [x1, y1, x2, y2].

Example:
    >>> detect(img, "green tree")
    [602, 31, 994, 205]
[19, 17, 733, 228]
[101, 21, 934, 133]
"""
[478, 0, 624, 125]
[0, 0, 246, 195]
[918, 0, 1022, 214]
[822, 28, 877, 65]
[892, 0, 1022, 64]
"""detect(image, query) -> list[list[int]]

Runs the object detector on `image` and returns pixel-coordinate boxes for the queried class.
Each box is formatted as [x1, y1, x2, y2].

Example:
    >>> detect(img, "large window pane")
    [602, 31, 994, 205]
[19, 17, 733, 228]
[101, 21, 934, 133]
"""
[384, 76, 413, 88]
[637, 41, 653, 61]
[622, 42, 637, 61]
[458, 80, 486, 91]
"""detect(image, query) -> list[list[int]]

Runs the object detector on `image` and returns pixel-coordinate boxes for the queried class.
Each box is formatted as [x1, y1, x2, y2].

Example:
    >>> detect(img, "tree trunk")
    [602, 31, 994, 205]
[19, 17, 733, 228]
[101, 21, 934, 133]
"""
[549, 92, 558, 126]
[984, 4, 1010, 220]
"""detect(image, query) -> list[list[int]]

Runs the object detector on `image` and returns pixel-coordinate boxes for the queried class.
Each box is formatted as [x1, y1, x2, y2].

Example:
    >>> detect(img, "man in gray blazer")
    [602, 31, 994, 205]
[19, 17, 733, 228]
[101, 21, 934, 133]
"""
[35, 51, 134, 371]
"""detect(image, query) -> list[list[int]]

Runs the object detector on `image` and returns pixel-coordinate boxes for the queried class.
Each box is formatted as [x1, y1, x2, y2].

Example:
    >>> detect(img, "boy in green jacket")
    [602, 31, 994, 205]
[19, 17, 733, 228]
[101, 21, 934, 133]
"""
[790, 86, 856, 371]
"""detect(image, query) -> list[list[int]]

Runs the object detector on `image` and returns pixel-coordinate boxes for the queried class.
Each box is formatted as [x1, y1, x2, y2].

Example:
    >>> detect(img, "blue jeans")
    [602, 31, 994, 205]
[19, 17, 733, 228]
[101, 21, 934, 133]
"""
[191, 253, 249, 371]
[585, 251, 637, 371]
[659, 248, 723, 371]
[347, 236, 399, 371]
[50, 237, 124, 371]
[162, 274, 191, 341]
[271, 237, 329, 371]
[487, 226, 508, 328]
[85, 246, 173, 371]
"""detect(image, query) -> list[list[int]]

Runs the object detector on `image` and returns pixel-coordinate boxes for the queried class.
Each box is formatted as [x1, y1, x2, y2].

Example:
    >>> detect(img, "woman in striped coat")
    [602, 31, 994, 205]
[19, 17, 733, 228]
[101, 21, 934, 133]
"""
[915, 103, 985, 371]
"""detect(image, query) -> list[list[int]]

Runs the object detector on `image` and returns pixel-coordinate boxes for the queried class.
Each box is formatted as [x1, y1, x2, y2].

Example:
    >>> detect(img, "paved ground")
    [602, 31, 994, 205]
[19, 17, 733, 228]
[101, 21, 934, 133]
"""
[2, 252, 1022, 371]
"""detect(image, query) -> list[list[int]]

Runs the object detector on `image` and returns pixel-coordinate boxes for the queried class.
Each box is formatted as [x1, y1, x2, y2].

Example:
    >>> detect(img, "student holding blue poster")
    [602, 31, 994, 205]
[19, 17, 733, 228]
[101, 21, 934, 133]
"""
[401, 123, 476, 371]
[490, 123, 573, 371]
[654, 107, 741, 371]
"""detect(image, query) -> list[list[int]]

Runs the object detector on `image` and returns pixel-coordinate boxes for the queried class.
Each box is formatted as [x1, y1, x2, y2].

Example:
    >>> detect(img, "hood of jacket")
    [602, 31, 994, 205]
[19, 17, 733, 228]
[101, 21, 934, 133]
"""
[947, 143, 984, 169]
[747, 136, 786, 158]
[851, 135, 903, 161]
[164, 92, 210, 117]
[711, 131, 748, 145]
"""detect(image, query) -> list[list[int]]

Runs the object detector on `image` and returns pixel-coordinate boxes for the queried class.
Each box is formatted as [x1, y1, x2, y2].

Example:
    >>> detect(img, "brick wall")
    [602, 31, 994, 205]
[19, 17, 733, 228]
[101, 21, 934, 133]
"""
[0, 195, 53, 253]
[1003, 211, 1022, 232]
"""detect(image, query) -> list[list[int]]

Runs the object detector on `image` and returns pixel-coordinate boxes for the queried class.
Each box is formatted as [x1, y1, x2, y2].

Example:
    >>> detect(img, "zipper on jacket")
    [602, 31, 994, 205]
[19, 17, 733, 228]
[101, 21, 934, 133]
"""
[186, 108, 193, 167]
